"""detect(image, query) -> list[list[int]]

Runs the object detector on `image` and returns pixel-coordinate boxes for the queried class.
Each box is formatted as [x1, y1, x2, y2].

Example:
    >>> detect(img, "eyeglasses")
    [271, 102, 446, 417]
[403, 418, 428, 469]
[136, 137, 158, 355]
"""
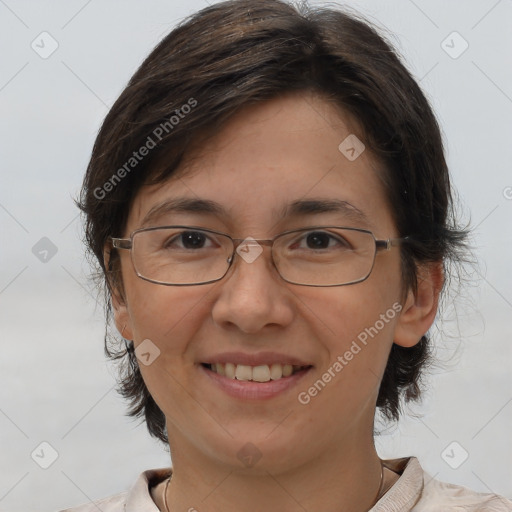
[111, 226, 406, 287]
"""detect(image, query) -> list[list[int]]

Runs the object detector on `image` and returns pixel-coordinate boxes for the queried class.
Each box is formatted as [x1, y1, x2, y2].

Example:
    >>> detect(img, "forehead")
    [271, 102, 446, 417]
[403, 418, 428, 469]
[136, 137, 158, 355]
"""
[128, 93, 394, 236]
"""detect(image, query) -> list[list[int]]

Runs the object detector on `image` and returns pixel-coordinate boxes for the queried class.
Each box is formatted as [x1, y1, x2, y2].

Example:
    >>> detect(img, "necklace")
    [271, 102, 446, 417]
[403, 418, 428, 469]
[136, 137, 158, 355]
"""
[163, 476, 171, 512]
[162, 460, 386, 512]
[371, 460, 386, 509]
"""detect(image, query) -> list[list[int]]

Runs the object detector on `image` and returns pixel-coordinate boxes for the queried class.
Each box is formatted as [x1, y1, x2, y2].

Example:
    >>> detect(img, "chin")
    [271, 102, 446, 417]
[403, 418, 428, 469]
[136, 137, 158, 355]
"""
[200, 429, 312, 476]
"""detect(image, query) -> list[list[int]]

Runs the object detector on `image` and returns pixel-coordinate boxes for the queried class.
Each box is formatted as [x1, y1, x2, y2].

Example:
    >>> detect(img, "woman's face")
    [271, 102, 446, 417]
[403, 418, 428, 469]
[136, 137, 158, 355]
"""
[114, 93, 410, 472]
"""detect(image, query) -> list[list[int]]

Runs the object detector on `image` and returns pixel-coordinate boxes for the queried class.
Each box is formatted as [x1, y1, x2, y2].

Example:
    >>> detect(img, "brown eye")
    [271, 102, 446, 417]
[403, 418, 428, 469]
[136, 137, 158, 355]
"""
[292, 231, 351, 251]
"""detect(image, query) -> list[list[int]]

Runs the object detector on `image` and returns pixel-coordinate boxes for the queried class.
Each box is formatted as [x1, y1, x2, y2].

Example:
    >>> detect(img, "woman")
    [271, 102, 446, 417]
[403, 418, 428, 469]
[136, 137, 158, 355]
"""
[66, 0, 511, 510]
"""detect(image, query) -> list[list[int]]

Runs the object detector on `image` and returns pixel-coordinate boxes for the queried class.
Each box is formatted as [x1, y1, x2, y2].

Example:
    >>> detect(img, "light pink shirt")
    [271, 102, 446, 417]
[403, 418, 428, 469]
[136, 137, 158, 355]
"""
[60, 457, 512, 511]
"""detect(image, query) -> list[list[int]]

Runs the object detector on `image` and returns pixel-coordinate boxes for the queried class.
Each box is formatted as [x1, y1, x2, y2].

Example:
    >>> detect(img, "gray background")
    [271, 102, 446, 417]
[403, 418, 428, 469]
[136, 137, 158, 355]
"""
[0, 0, 511, 510]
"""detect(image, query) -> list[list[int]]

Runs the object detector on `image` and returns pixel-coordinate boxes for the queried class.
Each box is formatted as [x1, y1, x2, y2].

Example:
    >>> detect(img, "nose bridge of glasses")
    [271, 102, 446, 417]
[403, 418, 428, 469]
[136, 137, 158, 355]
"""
[232, 237, 274, 248]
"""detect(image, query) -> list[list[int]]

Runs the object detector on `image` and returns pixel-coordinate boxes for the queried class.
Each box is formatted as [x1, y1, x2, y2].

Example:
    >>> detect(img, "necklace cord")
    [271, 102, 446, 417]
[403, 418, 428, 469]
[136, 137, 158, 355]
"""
[369, 459, 385, 510]
[163, 475, 171, 512]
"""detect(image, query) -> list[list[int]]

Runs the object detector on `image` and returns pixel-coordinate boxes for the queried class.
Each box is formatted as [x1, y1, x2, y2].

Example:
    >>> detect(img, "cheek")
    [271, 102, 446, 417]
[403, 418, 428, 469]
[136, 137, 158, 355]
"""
[313, 282, 399, 344]
[124, 283, 215, 414]
[301, 271, 402, 389]
[125, 278, 210, 344]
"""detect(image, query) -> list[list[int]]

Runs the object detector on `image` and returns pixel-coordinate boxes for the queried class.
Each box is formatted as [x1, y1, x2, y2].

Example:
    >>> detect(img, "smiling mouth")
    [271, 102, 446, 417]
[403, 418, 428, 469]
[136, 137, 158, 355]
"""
[201, 362, 312, 382]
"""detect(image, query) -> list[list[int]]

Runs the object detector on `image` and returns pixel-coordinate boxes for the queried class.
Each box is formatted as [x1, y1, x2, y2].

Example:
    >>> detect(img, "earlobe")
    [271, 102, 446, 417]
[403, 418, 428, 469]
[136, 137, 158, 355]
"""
[393, 262, 444, 348]
[112, 289, 134, 341]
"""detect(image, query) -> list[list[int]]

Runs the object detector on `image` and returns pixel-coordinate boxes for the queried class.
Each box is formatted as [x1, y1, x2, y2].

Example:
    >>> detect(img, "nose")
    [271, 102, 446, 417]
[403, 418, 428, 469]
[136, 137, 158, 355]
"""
[210, 244, 295, 334]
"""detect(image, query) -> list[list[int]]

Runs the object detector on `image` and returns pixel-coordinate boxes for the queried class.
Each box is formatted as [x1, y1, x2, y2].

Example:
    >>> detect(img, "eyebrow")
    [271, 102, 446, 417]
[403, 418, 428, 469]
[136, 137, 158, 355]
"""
[280, 198, 370, 225]
[141, 198, 226, 227]
[140, 197, 370, 228]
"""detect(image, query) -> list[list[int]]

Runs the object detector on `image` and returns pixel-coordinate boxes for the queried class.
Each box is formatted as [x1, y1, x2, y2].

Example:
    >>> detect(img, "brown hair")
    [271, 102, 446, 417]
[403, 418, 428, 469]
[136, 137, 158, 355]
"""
[78, 0, 467, 444]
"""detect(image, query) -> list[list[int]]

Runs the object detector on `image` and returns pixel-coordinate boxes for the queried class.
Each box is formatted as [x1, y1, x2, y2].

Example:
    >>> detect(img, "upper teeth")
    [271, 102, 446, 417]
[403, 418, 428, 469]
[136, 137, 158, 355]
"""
[208, 363, 305, 382]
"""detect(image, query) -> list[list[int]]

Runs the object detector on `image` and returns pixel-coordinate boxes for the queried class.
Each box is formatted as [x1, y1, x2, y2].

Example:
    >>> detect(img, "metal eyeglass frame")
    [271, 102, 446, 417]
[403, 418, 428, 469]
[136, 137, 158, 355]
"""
[111, 225, 407, 287]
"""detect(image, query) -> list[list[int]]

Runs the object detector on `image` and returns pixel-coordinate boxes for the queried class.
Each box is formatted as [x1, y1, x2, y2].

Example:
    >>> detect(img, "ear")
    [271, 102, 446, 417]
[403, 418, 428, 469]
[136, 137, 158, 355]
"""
[103, 243, 134, 341]
[393, 262, 444, 348]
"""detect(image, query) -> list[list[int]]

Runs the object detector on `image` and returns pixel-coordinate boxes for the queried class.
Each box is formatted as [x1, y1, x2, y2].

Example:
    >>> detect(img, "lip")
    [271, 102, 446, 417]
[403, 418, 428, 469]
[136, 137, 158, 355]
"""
[200, 351, 312, 367]
[199, 362, 313, 400]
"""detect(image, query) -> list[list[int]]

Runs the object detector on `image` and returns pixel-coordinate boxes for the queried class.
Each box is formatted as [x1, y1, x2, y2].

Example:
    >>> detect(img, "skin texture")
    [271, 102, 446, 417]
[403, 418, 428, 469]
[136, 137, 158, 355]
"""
[109, 92, 442, 512]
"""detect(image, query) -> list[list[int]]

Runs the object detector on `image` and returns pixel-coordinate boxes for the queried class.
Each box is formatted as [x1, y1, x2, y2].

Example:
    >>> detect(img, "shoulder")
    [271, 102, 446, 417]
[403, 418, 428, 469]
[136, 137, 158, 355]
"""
[58, 467, 172, 512]
[59, 492, 127, 512]
[416, 470, 512, 511]
[372, 457, 512, 512]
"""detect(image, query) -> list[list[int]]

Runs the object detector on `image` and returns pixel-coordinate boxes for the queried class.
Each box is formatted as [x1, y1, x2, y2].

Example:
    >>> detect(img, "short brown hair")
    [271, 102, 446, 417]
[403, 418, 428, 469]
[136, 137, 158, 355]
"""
[78, 0, 467, 444]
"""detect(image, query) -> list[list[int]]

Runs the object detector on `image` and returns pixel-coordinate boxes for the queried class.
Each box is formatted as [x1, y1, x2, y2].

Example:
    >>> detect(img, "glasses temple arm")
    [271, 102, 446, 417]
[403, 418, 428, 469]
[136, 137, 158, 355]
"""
[375, 237, 408, 252]
[111, 237, 132, 250]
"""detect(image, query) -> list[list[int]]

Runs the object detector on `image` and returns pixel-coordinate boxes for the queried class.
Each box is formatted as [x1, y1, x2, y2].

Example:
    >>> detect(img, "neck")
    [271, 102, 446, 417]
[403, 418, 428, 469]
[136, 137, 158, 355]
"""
[165, 430, 386, 512]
